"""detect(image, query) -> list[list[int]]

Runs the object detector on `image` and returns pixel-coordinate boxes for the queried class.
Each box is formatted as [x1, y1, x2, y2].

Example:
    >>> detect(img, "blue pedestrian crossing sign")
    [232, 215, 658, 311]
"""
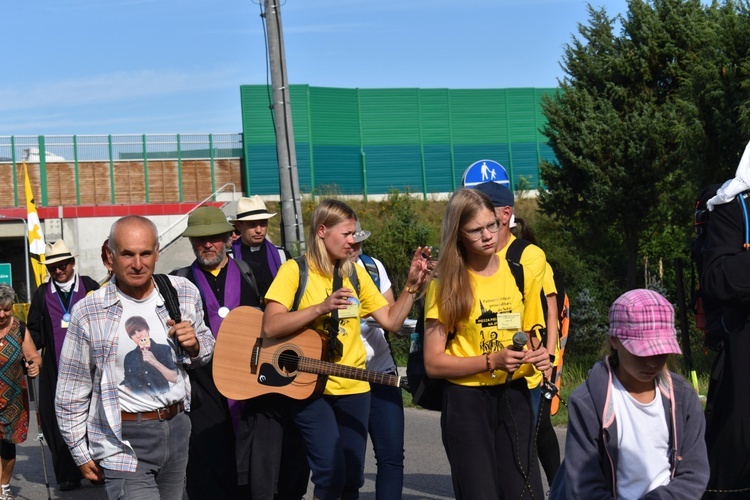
[462, 159, 509, 188]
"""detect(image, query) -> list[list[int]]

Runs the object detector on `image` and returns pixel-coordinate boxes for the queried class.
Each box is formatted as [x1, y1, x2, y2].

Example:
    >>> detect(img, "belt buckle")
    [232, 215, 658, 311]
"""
[156, 406, 169, 421]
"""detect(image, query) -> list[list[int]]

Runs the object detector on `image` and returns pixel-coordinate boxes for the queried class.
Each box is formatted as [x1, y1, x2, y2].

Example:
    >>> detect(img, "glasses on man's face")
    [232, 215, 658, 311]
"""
[48, 259, 72, 271]
[463, 219, 500, 242]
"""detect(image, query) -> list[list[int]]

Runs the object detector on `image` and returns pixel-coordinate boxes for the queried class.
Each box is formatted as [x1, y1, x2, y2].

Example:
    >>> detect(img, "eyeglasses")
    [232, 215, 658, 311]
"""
[47, 259, 72, 271]
[463, 219, 500, 242]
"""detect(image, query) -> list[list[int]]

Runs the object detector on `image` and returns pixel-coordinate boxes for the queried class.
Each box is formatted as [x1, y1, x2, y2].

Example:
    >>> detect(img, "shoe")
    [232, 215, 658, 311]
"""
[1, 489, 14, 500]
[59, 480, 81, 491]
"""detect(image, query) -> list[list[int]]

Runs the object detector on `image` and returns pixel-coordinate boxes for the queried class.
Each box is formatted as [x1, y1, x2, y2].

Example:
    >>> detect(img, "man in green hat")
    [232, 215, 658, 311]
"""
[172, 205, 262, 499]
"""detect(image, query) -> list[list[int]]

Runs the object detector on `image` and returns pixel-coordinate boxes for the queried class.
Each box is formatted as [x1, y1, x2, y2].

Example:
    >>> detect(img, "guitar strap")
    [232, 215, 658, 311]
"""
[327, 260, 344, 361]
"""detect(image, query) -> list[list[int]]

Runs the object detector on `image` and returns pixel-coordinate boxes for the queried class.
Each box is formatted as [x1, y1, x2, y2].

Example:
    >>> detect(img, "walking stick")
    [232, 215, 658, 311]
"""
[26, 369, 51, 500]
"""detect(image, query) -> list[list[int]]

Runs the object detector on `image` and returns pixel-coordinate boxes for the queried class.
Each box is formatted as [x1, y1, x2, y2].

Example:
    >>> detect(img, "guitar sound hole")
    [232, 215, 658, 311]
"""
[278, 349, 300, 374]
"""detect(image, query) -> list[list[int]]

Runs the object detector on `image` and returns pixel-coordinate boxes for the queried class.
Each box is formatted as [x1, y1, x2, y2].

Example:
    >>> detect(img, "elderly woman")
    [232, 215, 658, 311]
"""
[0, 284, 41, 500]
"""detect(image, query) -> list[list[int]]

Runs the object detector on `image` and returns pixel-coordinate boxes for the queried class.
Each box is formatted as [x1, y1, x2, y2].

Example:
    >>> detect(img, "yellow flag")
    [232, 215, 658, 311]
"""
[24, 162, 46, 286]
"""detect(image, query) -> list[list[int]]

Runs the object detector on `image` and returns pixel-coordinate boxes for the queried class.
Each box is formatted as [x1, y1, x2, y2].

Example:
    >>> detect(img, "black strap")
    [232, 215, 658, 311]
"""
[292, 256, 308, 312]
[293, 255, 360, 313]
[328, 260, 344, 360]
[506, 238, 530, 300]
[153, 274, 187, 362]
[153, 274, 181, 323]
[233, 258, 260, 299]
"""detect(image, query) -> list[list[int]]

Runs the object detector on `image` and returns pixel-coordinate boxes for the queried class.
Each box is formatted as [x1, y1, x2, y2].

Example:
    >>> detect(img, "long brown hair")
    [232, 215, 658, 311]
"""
[434, 188, 495, 332]
[306, 199, 356, 279]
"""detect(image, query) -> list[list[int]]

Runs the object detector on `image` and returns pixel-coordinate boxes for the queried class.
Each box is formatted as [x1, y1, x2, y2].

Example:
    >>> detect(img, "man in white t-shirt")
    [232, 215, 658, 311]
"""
[55, 215, 215, 500]
[348, 221, 406, 499]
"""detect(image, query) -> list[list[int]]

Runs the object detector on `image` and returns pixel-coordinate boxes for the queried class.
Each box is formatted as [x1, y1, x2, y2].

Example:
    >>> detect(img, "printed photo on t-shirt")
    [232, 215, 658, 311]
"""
[115, 287, 187, 412]
[120, 315, 178, 396]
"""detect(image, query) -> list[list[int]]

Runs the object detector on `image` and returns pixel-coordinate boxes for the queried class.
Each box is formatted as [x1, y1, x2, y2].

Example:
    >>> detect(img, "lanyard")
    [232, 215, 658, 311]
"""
[54, 279, 76, 322]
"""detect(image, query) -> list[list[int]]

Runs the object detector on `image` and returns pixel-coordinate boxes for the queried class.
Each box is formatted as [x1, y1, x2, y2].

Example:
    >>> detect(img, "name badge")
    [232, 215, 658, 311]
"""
[61, 320, 70, 329]
[338, 297, 360, 319]
[496, 312, 521, 331]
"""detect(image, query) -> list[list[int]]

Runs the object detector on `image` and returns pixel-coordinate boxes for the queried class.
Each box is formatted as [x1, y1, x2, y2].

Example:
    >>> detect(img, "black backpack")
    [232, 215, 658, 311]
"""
[691, 184, 750, 350]
[405, 301, 445, 411]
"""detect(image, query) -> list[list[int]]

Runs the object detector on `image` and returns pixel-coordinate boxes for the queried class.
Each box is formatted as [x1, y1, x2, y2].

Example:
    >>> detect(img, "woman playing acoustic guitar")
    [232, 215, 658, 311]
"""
[262, 199, 431, 500]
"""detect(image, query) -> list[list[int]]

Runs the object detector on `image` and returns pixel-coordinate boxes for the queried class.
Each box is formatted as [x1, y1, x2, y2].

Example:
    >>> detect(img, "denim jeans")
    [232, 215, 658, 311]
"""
[368, 383, 405, 500]
[291, 392, 370, 500]
[104, 412, 191, 500]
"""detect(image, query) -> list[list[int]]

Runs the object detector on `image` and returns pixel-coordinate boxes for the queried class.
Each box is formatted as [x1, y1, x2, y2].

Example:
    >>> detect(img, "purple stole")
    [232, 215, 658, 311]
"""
[46, 277, 87, 366]
[232, 239, 282, 276]
[190, 259, 244, 429]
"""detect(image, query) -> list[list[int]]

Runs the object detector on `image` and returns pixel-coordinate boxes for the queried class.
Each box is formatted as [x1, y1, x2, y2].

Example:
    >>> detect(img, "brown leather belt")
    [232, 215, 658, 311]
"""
[121, 402, 184, 422]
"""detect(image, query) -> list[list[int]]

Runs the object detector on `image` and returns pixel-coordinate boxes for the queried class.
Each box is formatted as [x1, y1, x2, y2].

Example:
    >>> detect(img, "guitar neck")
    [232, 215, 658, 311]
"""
[298, 356, 401, 387]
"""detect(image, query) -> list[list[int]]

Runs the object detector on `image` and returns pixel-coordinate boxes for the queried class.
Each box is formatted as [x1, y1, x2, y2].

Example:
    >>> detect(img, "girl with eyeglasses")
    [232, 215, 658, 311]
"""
[423, 188, 550, 499]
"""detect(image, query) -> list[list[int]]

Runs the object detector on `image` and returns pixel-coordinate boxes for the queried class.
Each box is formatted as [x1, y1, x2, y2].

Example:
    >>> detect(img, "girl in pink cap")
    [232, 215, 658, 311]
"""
[550, 289, 708, 499]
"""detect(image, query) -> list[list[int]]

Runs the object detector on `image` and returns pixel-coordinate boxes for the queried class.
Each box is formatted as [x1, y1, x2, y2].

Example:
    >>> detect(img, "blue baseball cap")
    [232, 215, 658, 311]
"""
[475, 181, 514, 207]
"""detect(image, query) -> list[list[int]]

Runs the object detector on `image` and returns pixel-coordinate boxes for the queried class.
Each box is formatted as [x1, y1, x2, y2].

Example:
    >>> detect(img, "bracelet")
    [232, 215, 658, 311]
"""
[486, 352, 496, 379]
[405, 285, 419, 295]
[549, 354, 556, 363]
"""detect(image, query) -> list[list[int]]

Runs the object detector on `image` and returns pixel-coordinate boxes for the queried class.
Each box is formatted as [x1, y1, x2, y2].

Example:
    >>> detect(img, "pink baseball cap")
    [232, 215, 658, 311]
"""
[609, 289, 682, 357]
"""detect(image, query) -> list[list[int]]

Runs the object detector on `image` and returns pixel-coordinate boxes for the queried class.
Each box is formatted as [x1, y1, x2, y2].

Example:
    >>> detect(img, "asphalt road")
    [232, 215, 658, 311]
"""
[11, 404, 564, 500]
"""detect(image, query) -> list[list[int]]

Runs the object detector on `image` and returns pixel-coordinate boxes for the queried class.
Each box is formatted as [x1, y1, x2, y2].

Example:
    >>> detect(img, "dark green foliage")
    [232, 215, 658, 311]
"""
[358, 191, 436, 294]
[567, 288, 609, 358]
[539, 0, 750, 300]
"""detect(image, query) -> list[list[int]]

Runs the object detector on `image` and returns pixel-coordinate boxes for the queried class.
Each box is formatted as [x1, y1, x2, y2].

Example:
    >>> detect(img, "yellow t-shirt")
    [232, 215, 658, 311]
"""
[543, 262, 557, 297]
[424, 261, 545, 386]
[498, 235, 547, 389]
[265, 258, 388, 396]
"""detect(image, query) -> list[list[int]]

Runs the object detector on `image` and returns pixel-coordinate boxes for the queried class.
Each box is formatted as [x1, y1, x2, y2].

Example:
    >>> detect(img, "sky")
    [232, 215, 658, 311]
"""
[0, 0, 629, 137]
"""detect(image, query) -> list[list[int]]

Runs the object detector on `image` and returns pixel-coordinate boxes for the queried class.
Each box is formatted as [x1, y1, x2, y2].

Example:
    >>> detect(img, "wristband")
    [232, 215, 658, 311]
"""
[549, 354, 556, 363]
[486, 352, 496, 379]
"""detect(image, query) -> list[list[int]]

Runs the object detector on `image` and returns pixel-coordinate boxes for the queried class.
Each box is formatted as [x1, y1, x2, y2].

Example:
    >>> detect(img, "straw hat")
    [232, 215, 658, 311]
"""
[231, 195, 277, 222]
[45, 240, 77, 265]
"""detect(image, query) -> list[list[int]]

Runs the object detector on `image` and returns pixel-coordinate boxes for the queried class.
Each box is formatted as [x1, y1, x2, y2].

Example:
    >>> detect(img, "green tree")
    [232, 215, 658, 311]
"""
[539, 0, 731, 290]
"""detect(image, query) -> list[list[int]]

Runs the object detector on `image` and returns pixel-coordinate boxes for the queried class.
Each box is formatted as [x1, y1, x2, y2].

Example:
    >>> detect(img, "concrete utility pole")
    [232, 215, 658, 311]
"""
[264, 0, 306, 254]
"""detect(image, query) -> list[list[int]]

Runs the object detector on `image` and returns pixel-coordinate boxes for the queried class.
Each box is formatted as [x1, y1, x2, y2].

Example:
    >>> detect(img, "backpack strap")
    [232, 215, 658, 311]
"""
[292, 256, 361, 312]
[739, 192, 750, 250]
[233, 258, 260, 299]
[153, 274, 182, 323]
[505, 238, 530, 300]
[292, 256, 308, 312]
[358, 253, 380, 289]
[277, 247, 288, 264]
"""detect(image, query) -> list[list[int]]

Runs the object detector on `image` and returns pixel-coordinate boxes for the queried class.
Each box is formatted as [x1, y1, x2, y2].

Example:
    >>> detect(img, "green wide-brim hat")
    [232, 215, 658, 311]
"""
[182, 206, 236, 238]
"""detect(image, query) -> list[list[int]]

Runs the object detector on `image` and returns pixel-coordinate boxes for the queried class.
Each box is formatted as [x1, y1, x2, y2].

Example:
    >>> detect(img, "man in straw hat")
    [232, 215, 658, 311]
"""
[171, 206, 262, 499]
[27, 240, 100, 492]
[231, 195, 290, 301]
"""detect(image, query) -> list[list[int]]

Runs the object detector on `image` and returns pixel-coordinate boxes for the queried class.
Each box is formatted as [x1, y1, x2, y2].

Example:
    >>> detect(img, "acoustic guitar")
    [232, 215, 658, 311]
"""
[213, 306, 407, 400]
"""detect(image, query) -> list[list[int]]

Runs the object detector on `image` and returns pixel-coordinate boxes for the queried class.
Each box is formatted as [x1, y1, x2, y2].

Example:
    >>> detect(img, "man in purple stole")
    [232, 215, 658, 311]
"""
[28, 240, 99, 492]
[230, 195, 291, 302]
[173, 206, 262, 500]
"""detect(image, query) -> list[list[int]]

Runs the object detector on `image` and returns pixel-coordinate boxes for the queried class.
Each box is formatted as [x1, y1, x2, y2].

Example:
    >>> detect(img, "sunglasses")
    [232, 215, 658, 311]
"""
[47, 259, 73, 271]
